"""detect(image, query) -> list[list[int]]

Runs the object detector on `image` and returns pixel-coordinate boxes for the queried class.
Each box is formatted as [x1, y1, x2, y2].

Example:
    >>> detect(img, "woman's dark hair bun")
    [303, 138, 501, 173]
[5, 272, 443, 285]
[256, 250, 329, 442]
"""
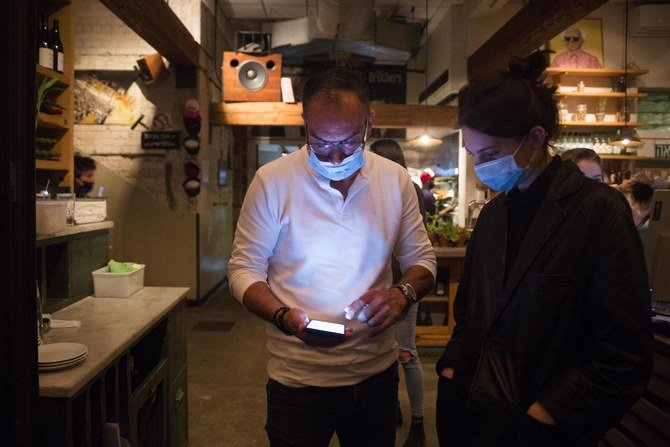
[508, 51, 551, 82]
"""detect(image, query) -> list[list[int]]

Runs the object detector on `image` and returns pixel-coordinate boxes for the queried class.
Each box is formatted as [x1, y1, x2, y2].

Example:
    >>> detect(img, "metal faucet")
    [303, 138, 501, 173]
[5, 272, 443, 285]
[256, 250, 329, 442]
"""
[466, 199, 487, 229]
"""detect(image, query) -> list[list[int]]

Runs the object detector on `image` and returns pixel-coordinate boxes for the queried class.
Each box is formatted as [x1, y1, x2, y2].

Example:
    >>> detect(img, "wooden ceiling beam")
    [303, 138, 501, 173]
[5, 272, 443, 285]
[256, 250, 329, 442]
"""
[209, 102, 458, 129]
[99, 0, 200, 67]
[467, 0, 609, 81]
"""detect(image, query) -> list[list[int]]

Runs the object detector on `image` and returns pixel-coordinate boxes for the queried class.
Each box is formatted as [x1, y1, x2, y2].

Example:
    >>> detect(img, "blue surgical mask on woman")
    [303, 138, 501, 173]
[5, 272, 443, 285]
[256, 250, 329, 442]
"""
[308, 147, 365, 181]
[474, 136, 530, 192]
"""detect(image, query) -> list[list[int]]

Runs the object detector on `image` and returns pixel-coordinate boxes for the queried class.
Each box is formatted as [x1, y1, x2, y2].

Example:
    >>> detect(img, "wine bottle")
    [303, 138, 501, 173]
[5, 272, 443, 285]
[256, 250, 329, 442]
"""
[37, 14, 53, 69]
[51, 19, 64, 73]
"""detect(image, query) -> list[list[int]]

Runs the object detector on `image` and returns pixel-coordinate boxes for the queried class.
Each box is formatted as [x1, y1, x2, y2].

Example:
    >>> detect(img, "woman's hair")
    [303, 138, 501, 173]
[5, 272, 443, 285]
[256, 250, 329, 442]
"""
[560, 148, 602, 166]
[74, 155, 96, 178]
[369, 139, 406, 169]
[458, 51, 558, 147]
[632, 182, 654, 205]
[302, 67, 370, 114]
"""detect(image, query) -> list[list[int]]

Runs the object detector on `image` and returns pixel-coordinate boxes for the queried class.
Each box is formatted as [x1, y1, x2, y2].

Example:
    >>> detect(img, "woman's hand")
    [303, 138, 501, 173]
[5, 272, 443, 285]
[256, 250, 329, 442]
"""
[440, 367, 454, 379]
[526, 402, 557, 425]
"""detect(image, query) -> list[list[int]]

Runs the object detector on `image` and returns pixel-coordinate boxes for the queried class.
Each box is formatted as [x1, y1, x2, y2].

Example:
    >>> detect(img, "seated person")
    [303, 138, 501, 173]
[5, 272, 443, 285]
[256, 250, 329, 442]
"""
[74, 155, 96, 198]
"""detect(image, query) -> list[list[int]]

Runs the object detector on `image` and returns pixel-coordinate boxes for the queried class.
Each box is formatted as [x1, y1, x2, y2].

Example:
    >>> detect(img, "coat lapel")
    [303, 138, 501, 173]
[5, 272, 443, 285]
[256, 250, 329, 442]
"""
[482, 200, 508, 327]
[491, 198, 566, 323]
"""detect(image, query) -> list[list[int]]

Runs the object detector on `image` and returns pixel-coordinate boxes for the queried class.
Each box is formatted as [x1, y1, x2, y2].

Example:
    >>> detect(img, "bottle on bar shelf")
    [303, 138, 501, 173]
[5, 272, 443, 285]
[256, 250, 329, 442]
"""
[37, 14, 53, 70]
[51, 19, 64, 73]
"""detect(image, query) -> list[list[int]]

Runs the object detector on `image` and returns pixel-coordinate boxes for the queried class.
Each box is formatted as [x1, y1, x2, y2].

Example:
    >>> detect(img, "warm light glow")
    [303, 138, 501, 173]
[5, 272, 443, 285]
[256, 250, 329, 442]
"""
[620, 138, 631, 146]
[409, 132, 442, 147]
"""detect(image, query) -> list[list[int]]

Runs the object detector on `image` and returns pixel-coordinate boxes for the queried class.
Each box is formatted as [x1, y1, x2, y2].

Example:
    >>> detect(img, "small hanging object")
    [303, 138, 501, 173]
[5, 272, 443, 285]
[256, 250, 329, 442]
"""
[183, 162, 201, 197]
[183, 135, 200, 155]
[183, 98, 201, 135]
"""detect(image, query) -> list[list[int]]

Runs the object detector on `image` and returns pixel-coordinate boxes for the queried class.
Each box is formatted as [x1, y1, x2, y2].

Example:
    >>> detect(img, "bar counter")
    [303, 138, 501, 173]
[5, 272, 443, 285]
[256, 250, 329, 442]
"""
[39, 286, 188, 398]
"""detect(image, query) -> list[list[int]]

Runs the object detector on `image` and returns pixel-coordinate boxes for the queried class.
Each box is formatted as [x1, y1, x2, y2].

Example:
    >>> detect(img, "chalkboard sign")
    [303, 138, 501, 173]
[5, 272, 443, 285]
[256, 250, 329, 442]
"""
[141, 131, 181, 149]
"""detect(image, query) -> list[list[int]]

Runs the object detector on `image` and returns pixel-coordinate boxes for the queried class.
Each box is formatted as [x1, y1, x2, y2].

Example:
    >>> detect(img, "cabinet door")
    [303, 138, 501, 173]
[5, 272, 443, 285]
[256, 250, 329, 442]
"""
[130, 358, 168, 447]
[167, 300, 187, 383]
[169, 367, 188, 447]
[69, 238, 90, 297]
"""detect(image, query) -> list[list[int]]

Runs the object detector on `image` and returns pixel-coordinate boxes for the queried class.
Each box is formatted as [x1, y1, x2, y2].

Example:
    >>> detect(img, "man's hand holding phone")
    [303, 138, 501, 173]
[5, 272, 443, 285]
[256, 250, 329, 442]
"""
[282, 308, 353, 347]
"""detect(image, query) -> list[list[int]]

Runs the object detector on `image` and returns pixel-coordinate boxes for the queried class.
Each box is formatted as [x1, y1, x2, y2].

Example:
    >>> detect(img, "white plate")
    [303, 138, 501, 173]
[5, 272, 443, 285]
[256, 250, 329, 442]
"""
[38, 342, 88, 364]
[39, 352, 87, 366]
[39, 354, 86, 371]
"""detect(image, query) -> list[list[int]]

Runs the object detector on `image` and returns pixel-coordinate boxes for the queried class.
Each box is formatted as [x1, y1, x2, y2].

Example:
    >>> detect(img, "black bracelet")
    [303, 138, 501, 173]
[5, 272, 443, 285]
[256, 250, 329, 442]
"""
[273, 306, 292, 335]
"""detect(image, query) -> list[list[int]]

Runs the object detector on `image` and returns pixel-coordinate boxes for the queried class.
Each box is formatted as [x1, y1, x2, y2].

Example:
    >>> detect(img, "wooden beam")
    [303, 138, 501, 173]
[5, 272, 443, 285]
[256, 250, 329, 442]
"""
[98, 0, 199, 67]
[467, 0, 609, 81]
[209, 102, 458, 129]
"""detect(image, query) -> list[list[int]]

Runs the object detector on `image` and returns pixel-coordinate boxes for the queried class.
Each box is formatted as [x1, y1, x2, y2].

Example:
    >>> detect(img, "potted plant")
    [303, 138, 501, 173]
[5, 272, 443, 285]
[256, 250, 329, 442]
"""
[36, 76, 65, 130]
[596, 98, 607, 122]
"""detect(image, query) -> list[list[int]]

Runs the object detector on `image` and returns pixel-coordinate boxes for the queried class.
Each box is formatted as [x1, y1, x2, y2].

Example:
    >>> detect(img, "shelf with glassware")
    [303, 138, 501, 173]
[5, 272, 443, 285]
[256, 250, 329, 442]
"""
[35, 1, 74, 190]
[547, 68, 645, 127]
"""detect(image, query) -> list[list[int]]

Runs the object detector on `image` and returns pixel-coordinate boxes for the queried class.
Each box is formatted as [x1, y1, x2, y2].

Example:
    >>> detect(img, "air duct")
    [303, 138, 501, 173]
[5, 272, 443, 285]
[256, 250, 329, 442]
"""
[267, 0, 415, 65]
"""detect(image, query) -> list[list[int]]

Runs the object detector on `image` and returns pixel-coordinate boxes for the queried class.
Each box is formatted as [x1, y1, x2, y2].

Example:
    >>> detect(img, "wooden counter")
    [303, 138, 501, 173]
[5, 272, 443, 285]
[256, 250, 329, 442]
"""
[416, 246, 467, 347]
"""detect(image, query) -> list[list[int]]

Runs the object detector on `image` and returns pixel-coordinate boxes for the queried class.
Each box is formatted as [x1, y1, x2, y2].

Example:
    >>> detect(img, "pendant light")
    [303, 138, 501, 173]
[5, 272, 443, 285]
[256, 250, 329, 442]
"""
[611, 0, 643, 149]
[409, 0, 442, 147]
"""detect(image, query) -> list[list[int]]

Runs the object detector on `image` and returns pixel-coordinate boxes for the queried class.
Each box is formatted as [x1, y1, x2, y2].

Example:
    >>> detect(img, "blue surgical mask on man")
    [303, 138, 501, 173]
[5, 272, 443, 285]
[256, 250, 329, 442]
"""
[474, 136, 530, 192]
[308, 147, 365, 181]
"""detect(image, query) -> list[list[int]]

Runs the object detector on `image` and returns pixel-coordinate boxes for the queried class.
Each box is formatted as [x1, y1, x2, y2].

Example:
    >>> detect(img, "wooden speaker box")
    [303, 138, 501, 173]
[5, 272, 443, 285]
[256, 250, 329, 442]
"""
[222, 52, 282, 102]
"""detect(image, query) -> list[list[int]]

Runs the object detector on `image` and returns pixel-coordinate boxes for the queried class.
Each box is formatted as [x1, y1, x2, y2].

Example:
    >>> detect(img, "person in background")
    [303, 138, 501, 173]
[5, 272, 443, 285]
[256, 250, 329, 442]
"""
[74, 155, 96, 198]
[436, 51, 652, 447]
[420, 171, 436, 216]
[560, 147, 603, 182]
[629, 173, 655, 246]
[552, 27, 602, 69]
[228, 67, 436, 447]
[370, 139, 426, 447]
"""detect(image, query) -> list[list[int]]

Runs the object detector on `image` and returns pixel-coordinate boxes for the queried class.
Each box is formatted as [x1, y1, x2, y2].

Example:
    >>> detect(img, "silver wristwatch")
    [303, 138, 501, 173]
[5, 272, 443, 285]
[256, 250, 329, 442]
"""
[392, 283, 418, 306]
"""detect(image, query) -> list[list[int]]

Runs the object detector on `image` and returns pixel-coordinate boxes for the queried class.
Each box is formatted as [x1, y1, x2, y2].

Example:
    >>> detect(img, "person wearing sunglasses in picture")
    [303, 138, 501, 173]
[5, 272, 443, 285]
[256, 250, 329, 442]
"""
[228, 67, 436, 447]
[435, 52, 651, 447]
[552, 26, 602, 69]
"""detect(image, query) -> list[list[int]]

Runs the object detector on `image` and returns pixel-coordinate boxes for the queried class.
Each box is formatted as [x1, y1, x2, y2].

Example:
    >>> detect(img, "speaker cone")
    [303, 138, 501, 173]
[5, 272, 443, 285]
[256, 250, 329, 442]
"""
[238, 60, 269, 92]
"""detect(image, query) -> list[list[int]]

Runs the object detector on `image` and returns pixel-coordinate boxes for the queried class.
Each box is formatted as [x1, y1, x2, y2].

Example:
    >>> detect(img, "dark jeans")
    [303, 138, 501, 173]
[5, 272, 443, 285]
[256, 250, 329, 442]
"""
[266, 363, 398, 447]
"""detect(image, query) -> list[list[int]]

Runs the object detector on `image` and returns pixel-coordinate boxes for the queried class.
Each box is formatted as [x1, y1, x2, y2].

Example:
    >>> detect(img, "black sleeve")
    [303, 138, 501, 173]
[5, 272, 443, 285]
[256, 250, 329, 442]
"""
[538, 204, 653, 443]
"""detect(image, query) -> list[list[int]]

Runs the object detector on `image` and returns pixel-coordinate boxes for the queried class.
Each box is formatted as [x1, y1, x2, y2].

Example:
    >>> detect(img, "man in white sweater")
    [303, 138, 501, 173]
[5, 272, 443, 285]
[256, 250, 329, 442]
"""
[228, 67, 436, 447]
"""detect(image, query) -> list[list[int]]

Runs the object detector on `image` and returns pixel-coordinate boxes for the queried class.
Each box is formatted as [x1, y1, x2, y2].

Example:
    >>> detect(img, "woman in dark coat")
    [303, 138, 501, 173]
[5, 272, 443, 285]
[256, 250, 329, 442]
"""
[435, 52, 652, 447]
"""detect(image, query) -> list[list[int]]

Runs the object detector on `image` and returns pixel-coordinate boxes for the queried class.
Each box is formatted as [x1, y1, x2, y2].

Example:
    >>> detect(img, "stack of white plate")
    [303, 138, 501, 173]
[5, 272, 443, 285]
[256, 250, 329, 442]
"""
[38, 342, 88, 371]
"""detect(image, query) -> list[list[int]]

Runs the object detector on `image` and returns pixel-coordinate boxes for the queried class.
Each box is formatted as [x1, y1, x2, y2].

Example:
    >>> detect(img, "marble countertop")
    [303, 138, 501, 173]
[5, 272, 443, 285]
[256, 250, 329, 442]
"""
[38, 286, 188, 398]
[36, 221, 114, 241]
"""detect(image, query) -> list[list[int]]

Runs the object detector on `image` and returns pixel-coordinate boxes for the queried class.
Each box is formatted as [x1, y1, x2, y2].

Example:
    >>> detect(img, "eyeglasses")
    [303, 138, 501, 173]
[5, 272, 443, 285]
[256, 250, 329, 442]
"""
[564, 36, 581, 42]
[307, 121, 368, 157]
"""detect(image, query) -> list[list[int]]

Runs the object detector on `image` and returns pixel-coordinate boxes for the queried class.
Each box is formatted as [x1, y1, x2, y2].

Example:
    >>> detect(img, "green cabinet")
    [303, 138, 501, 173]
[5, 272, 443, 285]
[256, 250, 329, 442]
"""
[37, 229, 109, 312]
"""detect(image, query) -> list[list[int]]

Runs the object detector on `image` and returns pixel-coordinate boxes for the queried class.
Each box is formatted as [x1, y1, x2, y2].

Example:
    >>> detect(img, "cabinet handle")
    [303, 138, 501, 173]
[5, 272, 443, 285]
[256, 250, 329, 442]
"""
[175, 388, 184, 412]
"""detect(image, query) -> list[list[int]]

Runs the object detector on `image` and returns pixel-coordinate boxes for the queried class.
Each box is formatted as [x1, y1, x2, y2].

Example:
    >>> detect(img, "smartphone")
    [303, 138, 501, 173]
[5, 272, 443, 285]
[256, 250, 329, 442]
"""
[306, 319, 346, 338]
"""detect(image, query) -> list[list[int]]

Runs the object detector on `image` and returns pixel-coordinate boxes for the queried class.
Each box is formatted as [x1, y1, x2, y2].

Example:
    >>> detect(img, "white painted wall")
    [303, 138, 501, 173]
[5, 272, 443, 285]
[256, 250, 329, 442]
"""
[74, 0, 234, 300]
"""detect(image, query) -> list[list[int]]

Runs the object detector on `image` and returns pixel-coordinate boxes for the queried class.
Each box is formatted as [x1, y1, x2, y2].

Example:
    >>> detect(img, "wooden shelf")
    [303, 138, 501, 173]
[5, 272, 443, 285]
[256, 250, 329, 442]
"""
[560, 122, 648, 127]
[37, 113, 68, 130]
[555, 92, 647, 98]
[416, 325, 452, 347]
[36, 159, 69, 170]
[546, 68, 649, 78]
[39, 0, 71, 15]
[600, 154, 646, 160]
[36, 64, 71, 88]
[422, 295, 449, 303]
[209, 102, 459, 128]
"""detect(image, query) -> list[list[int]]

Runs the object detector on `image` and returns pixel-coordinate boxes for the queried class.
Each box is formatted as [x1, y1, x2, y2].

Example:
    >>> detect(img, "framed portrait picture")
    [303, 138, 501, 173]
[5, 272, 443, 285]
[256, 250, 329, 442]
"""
[549, 18, 604, 69]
